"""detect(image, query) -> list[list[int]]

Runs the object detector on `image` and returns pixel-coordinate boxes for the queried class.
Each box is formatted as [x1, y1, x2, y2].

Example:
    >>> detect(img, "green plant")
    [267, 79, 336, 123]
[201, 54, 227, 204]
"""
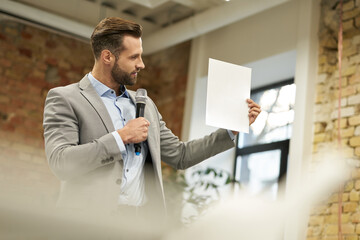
[181, 167, 239, 224]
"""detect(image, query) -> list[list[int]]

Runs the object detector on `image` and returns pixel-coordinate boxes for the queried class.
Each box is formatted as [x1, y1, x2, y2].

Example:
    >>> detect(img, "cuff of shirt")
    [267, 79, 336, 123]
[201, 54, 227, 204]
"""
[227, 129, 235, 141]
[112, 131, 127, 157]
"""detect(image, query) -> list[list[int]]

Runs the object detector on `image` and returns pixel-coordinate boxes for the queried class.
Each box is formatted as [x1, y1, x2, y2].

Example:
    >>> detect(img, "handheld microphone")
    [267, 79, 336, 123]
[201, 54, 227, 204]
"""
[135, 88, 147, 156]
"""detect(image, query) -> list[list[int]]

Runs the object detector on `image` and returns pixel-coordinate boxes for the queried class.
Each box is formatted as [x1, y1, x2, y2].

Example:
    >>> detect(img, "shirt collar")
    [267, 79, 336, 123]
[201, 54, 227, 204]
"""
[88, 72, 129, 98]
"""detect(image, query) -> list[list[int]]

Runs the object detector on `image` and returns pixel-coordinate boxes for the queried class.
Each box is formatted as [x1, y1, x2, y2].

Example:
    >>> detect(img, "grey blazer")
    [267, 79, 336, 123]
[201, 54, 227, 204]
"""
[43, 75, 235, 211]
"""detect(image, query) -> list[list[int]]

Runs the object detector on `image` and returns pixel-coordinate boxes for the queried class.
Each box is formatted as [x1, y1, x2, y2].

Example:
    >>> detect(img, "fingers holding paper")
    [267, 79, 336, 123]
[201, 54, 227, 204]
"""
[247, 99, 261, 126]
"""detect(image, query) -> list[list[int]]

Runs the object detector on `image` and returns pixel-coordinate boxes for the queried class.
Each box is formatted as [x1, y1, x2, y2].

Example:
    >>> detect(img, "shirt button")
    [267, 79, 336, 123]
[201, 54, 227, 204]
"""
[126, 169, 129, 172]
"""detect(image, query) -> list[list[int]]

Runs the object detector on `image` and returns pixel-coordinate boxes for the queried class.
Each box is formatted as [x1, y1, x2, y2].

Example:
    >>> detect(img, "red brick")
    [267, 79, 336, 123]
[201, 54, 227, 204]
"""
[21, 31, 32, 40]
[45, 40, 57, 49]
[0, 33, 7, 41]
[45, 57, 58, 66]
[18, 48, 32, 58]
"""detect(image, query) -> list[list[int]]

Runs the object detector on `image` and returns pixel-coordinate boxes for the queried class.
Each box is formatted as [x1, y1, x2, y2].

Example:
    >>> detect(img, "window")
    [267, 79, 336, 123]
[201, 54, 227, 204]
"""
[234, 79, 295, 199]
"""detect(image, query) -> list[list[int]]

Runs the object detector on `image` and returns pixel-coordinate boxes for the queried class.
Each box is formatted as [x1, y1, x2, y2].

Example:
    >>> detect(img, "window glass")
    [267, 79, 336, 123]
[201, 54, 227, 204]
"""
[235, 150, 281, 200]
[238, 83, 296, 148]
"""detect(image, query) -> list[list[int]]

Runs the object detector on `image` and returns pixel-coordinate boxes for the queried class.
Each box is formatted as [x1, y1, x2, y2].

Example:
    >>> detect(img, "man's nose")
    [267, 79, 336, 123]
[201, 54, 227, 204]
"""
[137, 59, 145, 70]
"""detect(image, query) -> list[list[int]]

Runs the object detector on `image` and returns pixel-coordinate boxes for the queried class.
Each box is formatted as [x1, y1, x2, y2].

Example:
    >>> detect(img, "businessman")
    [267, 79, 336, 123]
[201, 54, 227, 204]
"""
[43, 17, 261, 216]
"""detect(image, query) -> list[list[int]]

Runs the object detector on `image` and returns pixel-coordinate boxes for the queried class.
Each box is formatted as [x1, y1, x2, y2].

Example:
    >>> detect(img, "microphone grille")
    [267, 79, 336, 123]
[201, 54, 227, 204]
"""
[135, 88, 147, 104]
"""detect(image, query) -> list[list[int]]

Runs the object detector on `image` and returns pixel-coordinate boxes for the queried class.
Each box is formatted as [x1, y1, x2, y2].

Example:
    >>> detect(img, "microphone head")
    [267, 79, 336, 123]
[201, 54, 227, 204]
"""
[135, 88, 147, 104]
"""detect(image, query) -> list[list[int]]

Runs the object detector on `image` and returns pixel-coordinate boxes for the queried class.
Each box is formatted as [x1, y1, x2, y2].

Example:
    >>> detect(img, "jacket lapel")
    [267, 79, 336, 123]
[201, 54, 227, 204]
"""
[78, 75, 115, 133]
[129, 90, 163, 191]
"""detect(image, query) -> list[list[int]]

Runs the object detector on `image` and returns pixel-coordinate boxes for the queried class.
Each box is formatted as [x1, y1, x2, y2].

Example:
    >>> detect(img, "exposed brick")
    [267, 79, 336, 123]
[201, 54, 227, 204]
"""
[349, 54, 360, 65]
[330, 203, 340, 214]
[344, 7, 360, 20]
[0, 95, 10, 104]
[352, 168, 360, 179]
[344, 19, 355, 32]
[314, 133, 326, 143]
[351, 212, 360, 223]
[312, 205, 328, 215]
[355, 126, 360, 135]
[306, 237, 320, 240]
[343, 46, 358, 57]
[18, 48, 32, 58]
[341, 127, 355, 137]
[344, 0, 355, 11]
[322, 236, 338, 240]
[45, 57, 58, 66]
[344, 202, 358, 212]
[349, 74, 360, 85]
[319, 55, 328, 64]
[21, 31, 32, 39]
[309, 216, 325, 225]
[345, 181, 355, 192]
[350, 136, 360, 146]
[325, 224, 338, 235]
[349, 115, 360, 126]
[356, 223, 360, 234]
[45, 40, 57, 49]
[355, 147, 360, 156]
[325, 213, 350, 223]
[334, 98, 348, 107]
[350, 190, 360, 201]
[331, 107, 355, 119]
[318, 73, 328, 83]
[334, 118, 348, 129]
[348, 94, 360, 105]
[345, 234, 358, 240]
[342, 223, 355, 233]
[332, 87, 357, 101]
[355, 15, 360, 28]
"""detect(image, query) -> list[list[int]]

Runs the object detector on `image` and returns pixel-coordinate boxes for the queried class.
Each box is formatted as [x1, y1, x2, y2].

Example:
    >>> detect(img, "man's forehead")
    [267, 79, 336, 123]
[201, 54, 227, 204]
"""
[121, 36, 143, 53]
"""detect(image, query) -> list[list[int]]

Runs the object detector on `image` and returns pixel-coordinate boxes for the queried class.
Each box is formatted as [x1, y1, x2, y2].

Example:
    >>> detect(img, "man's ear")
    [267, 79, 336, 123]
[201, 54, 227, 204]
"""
[100, 50, 114, 65]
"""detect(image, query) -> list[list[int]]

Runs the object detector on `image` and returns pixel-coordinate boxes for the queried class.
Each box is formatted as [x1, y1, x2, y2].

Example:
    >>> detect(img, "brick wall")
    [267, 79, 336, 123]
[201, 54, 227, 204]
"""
[0, 14, 190, 206]
[308, 0, 360, 239]
[132, 40, 190, 138]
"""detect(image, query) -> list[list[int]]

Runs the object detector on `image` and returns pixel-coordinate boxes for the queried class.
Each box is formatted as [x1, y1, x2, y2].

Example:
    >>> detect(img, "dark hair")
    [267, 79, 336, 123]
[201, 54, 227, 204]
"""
[90, 17, 142, 60]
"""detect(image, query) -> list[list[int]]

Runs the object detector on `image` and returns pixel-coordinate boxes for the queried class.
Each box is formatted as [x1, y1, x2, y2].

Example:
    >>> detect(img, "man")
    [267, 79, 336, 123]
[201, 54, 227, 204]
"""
[43, 17, 261, 215]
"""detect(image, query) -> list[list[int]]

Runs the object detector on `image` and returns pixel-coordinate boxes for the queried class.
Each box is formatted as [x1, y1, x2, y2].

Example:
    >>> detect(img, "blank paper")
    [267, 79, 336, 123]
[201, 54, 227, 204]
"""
[206, 58, 251, 133]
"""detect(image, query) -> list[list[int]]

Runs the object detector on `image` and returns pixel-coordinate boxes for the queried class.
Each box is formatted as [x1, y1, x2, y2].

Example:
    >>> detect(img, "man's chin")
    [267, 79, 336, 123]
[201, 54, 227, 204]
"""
[124, 78, 137, 86]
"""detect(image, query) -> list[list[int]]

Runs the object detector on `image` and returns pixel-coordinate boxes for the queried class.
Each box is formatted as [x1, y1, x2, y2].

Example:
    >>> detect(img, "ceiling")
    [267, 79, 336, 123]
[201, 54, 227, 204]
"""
[2, 0, 292, 54]
[10, 0, 229, 37]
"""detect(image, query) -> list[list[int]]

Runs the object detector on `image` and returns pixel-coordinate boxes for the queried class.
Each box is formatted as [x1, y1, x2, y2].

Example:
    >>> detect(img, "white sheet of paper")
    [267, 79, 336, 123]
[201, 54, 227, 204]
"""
[206, 58, 251, 133]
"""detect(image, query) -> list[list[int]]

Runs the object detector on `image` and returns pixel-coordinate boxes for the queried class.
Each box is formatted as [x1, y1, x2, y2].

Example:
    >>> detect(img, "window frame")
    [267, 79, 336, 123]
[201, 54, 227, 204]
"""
[233, 78, 294, 195]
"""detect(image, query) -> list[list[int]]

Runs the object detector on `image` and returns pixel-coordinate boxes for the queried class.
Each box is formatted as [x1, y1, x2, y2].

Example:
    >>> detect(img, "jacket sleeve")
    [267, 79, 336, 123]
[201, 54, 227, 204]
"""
[43, 88, 121, 181]
[149, 100, 235, 170]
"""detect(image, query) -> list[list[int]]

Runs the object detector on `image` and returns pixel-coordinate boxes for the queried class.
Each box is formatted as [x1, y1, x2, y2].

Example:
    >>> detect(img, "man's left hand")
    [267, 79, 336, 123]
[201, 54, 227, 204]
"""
[232, 99, 261, 135]
[247, 98, 261, 126]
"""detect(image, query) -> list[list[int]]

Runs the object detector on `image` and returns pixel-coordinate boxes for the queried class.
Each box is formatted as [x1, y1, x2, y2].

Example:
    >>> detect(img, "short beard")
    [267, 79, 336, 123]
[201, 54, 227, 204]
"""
[111, 61, 137, 86]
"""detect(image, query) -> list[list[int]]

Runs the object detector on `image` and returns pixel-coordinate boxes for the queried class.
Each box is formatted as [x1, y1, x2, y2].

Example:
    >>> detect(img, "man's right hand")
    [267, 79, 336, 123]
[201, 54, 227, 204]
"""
[117, 117, 150, 144]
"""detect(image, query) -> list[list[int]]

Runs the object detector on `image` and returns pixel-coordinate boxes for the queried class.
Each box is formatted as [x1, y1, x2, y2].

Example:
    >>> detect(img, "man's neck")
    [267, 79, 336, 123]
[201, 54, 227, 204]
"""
[91, 66, 121, 96]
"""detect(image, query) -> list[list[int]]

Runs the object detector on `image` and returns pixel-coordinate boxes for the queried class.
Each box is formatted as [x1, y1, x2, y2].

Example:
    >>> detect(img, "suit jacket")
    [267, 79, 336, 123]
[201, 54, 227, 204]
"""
[43, 75, 235, 212]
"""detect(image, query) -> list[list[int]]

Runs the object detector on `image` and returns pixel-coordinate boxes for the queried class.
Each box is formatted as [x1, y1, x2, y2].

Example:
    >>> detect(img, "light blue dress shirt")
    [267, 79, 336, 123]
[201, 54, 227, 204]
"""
[88, 73, 148, 206]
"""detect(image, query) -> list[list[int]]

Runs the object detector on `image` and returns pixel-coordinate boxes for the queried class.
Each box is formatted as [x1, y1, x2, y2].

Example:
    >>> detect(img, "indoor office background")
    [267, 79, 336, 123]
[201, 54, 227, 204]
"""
[0, 0, 358, 240]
